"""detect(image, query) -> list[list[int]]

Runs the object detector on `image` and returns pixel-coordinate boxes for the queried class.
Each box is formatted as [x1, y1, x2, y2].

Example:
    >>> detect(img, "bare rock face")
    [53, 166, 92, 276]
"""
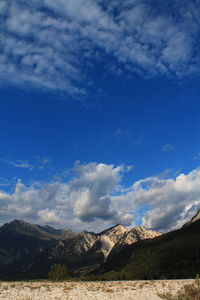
[78, 231, 98, 252]
[104, 225, 161, 263]
[93, 225, 127, 257]
[48, 231, 98, 258]
[88, 224, 161, 259]
[99, 225, 127, 243]
[97, 236, 115, 257]
[120, 226, 161, 245]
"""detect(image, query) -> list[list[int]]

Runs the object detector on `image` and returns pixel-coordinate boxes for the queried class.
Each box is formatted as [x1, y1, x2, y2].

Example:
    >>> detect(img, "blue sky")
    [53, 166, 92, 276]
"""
[0, 0, 200, 233]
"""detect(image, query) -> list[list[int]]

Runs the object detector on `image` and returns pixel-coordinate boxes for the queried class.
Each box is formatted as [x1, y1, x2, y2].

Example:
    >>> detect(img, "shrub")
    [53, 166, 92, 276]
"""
[48, 264, 69, 281]
[159, 274, 200, 300]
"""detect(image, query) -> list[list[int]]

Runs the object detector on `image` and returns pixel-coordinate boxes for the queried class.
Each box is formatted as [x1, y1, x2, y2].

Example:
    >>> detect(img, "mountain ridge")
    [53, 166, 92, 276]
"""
[0, 219, 161, 279]
[2, 211, 200, 280]
[0, 219, 76, 240]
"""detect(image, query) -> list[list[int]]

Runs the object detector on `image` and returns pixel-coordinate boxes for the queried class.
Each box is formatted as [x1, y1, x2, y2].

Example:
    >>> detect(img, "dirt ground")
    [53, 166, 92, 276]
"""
[0, 279, 193, 300]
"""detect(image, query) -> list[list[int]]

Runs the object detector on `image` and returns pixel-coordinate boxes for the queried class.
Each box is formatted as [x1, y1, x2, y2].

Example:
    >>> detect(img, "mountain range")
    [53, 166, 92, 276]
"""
[0, 219, 160, 279]
[0, 210, 200, 280]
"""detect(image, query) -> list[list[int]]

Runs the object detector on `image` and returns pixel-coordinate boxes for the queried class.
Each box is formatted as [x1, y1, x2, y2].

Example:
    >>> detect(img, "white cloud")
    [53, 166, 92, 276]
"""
[37, 208, 60, 224]
[0, 0, 200, 97]
[113, 168, 200, 232]
[0, 162, 132, 232]
[1, 161, 200, 233]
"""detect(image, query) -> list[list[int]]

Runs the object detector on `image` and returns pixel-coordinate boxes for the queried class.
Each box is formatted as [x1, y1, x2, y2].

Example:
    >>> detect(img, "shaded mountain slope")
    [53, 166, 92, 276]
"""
[98, 219, 200, 280]
[0, 220, 75, 279]
[0, 219, 76, 240]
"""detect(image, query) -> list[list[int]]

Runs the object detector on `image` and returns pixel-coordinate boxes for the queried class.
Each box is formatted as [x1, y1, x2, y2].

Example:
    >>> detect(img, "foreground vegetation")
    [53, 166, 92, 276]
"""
[48, 264, 70, 281]
[159, 275, 200, 300]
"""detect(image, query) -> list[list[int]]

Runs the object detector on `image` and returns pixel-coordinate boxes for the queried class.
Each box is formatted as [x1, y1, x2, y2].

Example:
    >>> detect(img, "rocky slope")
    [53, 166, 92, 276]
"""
[89, 225, 161, 259]
[92, 225, 128, 258]
[107, 226, 161, 262]
[47, 231, 98, 258]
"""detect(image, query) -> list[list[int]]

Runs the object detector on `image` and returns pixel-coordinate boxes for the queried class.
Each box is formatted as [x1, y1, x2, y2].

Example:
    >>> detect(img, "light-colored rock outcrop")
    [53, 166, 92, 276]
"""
[88, 224, 161, 259]
[121, 226, 161, 245]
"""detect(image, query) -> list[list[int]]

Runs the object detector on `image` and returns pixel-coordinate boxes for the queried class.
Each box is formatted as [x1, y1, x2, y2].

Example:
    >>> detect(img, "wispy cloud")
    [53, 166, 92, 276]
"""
[0, 158, 34, 170]
[135, 134, 145, 145]
[114, 128, 130, 137]
[194, 152, 200, 160]
[114, 129, 125, 136]
[0, 177, 13, 187]
[0, 156, 50, 171]
[0, 0, 200, 97]
[161, 143, 175, 152]
[1, 161, 200, 233]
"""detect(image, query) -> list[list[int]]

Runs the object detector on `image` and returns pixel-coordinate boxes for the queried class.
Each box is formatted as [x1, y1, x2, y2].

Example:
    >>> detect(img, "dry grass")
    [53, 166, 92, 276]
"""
[159, 275, 200, 300]
[0, 279, 194, 300]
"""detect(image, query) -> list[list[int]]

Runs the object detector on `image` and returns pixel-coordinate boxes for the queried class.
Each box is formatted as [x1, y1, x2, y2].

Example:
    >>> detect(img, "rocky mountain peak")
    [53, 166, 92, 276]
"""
[1, 219, 37, 233]
[99, 224, 127, 240]
[88, 224, 161, 260]
[112, 224, 127, 233]
[0, 219, 76, 241]
[113, 225, 160, 247]
[3, 219, 28, 227]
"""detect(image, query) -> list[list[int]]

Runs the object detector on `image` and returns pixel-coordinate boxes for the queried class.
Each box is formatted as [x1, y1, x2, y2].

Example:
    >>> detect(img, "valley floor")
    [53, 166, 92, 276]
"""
[0, 279, 193, 300]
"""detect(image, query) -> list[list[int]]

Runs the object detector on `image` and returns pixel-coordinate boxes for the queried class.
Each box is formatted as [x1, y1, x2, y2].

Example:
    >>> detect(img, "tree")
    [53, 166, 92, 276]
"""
[48, 264, 69, 281]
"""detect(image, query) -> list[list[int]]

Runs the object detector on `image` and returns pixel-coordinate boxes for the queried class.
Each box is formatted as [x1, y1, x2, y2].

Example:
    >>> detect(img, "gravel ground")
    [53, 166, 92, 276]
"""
[0, 279, 193, 300]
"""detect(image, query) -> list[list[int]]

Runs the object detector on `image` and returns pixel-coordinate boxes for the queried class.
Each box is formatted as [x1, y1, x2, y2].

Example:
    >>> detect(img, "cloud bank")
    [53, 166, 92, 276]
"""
[1, 161, 200, 233]
[1, 0, 200, 96]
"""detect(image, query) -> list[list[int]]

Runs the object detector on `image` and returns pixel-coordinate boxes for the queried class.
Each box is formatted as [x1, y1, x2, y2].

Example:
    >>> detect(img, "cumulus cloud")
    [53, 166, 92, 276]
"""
[0, 0, 200, 96]
[0, 162, 132, 231]
[113, 168, 200, 232]
[1, 161, 200, 232]
[37, 208, 60, 224]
